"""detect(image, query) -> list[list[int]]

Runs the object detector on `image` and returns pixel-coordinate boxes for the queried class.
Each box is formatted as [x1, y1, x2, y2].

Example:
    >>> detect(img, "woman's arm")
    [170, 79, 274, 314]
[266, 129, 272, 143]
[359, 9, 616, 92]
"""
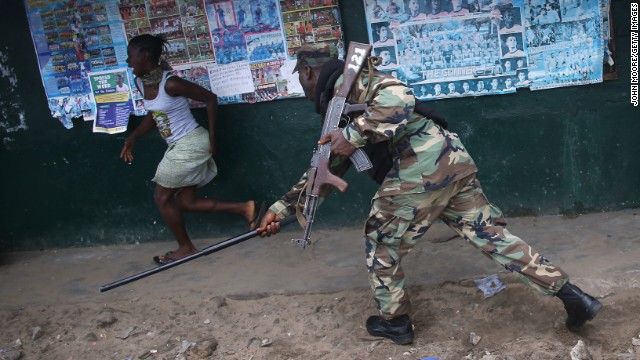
[165, 77, 218, 154]
[120, 113, 155, 163]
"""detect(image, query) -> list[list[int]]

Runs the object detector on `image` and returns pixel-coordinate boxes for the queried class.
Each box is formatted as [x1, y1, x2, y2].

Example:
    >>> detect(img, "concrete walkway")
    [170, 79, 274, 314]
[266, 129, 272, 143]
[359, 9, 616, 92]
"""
[1, 209, 638, 308]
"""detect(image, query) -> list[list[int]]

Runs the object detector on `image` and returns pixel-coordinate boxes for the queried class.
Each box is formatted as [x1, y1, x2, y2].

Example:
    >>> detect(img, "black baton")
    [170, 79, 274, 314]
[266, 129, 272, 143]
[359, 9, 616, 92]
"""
[100, 215, 297, 292]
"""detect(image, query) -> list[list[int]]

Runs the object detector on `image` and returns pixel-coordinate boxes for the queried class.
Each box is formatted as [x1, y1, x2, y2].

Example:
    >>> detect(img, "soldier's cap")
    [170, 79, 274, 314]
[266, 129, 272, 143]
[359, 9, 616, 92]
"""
[292, 43, 338, 73]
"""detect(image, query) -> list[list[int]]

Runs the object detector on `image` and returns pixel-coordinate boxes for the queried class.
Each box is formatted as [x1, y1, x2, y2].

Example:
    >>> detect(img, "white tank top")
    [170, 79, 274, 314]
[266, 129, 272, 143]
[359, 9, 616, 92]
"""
[137, 71, 199, 144]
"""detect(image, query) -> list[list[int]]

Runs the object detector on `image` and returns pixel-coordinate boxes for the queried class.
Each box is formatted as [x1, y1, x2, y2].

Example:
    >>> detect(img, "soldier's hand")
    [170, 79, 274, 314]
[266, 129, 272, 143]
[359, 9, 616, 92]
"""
[319, 129, 356, 158]
[257, 210, 281, 237]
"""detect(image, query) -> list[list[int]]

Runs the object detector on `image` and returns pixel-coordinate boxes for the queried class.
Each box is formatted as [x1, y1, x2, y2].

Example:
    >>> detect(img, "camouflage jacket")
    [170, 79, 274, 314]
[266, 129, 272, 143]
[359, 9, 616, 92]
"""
[270, 66, 477, 218]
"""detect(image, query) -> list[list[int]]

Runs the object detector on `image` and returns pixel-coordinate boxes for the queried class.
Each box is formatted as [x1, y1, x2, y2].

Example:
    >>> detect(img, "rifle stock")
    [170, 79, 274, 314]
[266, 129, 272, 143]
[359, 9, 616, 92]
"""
[100, 215, 297, 292]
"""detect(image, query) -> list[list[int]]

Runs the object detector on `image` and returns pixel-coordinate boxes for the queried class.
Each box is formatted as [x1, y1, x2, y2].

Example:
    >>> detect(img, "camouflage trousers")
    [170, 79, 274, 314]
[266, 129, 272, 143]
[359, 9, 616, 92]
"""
[364, 174, 570, 318]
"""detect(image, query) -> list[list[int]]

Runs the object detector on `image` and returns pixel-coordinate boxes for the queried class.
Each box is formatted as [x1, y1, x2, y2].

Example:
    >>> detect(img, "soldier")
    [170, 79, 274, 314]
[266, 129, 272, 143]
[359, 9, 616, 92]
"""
[258, 43, 602, 345]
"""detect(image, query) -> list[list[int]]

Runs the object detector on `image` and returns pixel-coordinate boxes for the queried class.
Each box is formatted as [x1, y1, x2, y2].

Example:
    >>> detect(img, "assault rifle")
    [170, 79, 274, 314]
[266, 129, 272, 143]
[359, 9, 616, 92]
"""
[292, 42, 373, 248]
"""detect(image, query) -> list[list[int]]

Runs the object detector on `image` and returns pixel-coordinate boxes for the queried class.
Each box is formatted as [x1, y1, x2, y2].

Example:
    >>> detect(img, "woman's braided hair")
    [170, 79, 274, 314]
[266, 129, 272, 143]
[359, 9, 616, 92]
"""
[128, 34, 168, 65]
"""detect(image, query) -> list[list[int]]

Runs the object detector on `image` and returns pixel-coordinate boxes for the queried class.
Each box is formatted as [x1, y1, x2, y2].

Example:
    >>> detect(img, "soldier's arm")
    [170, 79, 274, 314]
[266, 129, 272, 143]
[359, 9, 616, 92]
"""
[342, 83, 415, 147]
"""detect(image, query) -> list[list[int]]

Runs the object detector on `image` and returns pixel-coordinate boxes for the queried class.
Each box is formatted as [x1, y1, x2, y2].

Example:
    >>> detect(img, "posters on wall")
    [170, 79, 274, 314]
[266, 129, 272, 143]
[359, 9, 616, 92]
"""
[171, 61, 215, 107]
[198, 0, 345, 104]
[523, 0, 603, 89]
[25, 0, 346, 130]
[116, 0, 345, 106]
[127, 68, 147, 116]
[89, 69, 135, 133]
[47, 94, 96, 128]
[119, 0, 214, 63]
[362, 0, 605, 101]
[25, 0, 129, 127]
[363, 0, 527, 100]
[207, 60, 255, 96]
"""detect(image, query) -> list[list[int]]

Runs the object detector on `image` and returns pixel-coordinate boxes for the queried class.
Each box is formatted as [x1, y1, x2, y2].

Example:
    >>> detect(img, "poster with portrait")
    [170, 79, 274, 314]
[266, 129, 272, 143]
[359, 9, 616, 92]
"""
[89, 69, 135, 134]
[363, 0, 606, 100]
[363, 0, 526, 100]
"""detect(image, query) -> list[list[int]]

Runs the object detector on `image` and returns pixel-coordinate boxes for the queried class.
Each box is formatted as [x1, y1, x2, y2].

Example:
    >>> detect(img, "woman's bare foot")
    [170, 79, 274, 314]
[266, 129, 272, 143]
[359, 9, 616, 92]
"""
[153, 247, 197, 265]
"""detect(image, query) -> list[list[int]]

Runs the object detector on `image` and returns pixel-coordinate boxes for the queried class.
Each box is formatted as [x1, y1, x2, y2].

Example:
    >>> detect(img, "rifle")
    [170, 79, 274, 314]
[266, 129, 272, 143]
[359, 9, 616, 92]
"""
[292, 42, 373, 249]
[100, 215, 297, 292]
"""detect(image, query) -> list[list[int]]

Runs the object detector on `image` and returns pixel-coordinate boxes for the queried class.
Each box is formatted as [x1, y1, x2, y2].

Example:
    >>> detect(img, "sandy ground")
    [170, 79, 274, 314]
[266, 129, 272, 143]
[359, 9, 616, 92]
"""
[1, 209, 640, 360]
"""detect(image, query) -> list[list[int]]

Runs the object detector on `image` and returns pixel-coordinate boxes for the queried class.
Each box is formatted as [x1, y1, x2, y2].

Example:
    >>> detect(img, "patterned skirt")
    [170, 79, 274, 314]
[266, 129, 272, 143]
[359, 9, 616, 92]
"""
[152, 126, 218, 189]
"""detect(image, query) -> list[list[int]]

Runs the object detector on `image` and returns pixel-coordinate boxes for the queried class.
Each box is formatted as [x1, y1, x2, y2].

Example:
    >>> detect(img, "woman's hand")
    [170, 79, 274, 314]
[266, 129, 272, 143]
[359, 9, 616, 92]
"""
[120, 114, 154, 163]
[120, 138, 135, 163]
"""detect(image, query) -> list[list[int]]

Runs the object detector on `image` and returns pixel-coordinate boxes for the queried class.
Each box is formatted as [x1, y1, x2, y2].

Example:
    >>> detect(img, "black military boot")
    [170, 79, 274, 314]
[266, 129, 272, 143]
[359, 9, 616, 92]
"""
[366, 314, 414, 345]
[555, 282, 602, 332]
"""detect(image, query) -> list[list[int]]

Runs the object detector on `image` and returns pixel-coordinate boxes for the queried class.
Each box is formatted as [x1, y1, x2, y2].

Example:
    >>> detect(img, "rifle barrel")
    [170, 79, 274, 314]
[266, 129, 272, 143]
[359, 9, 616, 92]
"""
[99, 215, 297, 292]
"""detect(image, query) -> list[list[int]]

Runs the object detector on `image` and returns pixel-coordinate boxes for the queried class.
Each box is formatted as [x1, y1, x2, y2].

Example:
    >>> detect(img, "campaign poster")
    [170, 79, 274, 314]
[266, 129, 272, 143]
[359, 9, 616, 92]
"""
[89, 69, 134, 133]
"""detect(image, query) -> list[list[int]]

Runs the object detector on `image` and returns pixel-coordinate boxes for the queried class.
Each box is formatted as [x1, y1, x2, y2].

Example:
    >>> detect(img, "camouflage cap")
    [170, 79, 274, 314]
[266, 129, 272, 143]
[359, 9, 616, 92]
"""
[292, 43, 338, 73]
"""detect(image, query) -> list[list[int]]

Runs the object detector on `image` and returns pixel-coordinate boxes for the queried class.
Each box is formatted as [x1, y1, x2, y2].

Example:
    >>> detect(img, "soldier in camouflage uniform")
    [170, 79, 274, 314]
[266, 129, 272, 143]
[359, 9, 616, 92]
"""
[258, 43, 602, 344]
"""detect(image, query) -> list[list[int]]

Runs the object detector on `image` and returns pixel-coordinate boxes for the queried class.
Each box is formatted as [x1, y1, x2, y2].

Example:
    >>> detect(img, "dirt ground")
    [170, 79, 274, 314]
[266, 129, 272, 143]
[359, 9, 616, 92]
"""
[1, 209, 640, 360]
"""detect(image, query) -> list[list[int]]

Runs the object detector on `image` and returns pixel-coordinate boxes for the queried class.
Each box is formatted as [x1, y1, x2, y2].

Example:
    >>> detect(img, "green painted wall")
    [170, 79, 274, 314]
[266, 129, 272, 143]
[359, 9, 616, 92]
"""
[1, 1, 637, 251]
